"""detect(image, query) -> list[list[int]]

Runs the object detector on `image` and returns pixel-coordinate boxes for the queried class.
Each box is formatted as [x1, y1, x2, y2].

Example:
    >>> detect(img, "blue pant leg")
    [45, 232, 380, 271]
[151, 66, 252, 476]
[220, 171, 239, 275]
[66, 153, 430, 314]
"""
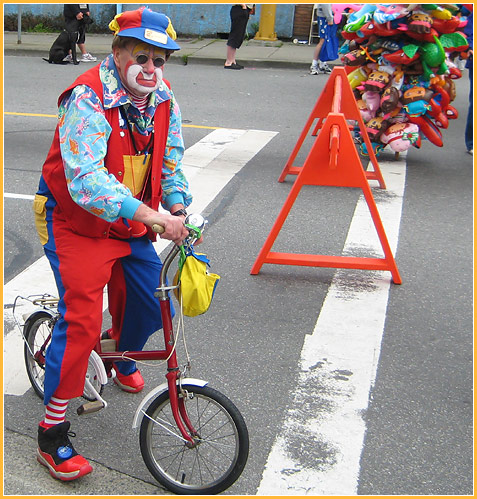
[109, 237, 175, 375]
[465, 65, 473, 152]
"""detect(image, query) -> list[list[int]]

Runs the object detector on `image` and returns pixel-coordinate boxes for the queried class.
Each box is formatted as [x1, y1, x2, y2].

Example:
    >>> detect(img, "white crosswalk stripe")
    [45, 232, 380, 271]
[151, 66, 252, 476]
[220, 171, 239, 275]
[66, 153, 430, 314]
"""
[3, 127, 278, 396]
[257, 155, 407, 495]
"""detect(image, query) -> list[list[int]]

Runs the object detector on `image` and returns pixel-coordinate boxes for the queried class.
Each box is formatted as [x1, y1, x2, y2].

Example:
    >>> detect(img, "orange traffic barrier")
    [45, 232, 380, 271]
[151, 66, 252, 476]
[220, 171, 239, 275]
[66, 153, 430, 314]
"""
[251, 69, 402, 284]
[278, 66, 386, 189]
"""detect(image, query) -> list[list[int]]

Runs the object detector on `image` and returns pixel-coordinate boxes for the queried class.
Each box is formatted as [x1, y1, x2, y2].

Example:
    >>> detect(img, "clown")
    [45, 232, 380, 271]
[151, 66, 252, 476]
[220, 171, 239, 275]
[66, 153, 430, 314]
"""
[34, 7, 194, 482]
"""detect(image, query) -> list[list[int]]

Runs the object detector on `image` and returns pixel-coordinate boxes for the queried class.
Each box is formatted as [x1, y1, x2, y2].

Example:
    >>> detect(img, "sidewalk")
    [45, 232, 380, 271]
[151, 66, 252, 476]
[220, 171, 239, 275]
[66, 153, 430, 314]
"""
[3, 31, 337, 70]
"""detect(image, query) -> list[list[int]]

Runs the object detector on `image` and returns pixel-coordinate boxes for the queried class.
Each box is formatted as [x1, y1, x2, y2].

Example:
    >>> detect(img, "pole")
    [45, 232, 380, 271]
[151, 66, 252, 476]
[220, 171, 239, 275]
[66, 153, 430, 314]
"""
[254, 5, 277, 41]
[17, 5, 22, 44]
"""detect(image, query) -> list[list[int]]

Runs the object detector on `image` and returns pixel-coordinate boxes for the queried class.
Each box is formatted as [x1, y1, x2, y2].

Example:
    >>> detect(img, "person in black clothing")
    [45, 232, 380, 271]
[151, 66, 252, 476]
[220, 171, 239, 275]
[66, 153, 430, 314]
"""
[224, 4, 254, 70]
[64, 4, 97, 62]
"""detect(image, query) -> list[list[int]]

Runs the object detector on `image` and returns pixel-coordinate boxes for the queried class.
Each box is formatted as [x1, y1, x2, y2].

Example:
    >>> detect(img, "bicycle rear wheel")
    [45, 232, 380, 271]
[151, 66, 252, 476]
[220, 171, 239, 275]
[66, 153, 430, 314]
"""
[23, 312, 104, 401]
[23, 312, 55, 399]
[139, 384, 249, 495]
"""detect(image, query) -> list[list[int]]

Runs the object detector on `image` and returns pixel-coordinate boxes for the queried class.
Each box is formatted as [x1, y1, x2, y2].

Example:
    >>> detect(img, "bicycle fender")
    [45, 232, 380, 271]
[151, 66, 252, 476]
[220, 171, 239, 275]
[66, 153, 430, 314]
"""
[21, 310, 56, 341]
[88, 350, 108, 386]
[23, 309, 55, 324]
[132, 378, 208, 429]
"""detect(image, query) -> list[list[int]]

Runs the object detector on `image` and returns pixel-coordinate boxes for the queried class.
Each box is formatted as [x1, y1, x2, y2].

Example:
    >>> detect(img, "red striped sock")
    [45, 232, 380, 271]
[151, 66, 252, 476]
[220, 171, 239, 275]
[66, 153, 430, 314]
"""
[41, 396, 69, 428]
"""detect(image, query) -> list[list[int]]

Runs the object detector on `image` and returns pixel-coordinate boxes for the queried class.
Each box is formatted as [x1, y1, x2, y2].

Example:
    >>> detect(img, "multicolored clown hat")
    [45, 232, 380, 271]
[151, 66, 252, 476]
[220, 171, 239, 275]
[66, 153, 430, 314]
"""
[109, 7, 180, 51]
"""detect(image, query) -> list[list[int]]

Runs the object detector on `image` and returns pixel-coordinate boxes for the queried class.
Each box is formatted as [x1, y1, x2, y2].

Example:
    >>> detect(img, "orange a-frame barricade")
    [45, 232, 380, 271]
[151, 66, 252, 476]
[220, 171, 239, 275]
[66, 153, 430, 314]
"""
[278, 66, 386, 190]
[251, 69, 402, 284]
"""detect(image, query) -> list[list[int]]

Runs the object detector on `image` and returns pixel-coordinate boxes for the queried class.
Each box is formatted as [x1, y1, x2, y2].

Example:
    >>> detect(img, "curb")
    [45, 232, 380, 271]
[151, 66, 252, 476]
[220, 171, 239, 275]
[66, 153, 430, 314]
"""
[184, 56, 311, 70]
[4, 48, 319, 71]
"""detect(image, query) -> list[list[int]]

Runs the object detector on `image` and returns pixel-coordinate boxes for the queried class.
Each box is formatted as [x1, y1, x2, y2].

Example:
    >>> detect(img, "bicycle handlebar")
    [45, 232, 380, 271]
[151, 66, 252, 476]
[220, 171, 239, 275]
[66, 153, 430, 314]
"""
[151, 214, 206, 239]
[155, 213, 207, 296]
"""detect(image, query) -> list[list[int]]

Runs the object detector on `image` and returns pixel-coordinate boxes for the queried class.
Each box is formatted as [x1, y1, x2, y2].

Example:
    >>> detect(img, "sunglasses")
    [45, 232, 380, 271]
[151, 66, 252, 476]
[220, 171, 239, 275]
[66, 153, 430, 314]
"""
[135, 54, 165, 68]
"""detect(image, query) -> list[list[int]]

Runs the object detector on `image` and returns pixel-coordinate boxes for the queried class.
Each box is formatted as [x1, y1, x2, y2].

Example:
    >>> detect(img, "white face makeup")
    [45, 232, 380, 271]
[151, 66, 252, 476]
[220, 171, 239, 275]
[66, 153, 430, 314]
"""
[114, 41, 166, 97]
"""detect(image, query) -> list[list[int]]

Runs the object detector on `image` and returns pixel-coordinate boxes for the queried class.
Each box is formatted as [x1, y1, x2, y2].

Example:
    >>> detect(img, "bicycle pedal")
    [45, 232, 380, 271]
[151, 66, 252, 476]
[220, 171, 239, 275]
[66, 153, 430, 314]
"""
[77, 400, 105, 415]
[100, 338, 116, 352]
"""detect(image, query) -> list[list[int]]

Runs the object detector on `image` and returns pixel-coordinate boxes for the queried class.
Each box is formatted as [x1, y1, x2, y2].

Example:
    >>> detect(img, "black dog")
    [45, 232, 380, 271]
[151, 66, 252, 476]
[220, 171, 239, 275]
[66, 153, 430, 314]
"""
[43, 29, 79, 65]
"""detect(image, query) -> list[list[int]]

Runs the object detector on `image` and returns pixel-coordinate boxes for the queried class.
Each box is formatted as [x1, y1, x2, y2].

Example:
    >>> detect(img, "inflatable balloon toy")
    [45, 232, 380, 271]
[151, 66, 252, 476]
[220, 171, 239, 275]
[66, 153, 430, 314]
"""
[406, 10, 434, 34]
[342, 47, 371, 66]
[357, 98, 376, 122]
[401, 85, 433, 117]
[380, 86, 402, 115]
[364, 116, 390, 143]
[357, 116, 391, 157]
[373, 3, 413, 24]
[358, 18, 402, 39]
[382, 48, 421, 65]
[332, 4, 363, 25]
[432, 14, 463, 34]
[362, 69, 391, 92]
[347, 66, 370, 89]
[401, 31, 469, 80]
[398, 11, 440, 43]
[407, 113, 444, 147]
[380, 122, 421, 153]
[360, 69, 391, 112]
[344, 3, 376, 33]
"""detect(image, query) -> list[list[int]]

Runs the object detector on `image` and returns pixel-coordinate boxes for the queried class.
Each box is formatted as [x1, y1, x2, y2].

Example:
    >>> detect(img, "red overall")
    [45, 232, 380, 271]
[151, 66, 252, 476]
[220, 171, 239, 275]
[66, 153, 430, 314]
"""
[36, 66, 173, 404]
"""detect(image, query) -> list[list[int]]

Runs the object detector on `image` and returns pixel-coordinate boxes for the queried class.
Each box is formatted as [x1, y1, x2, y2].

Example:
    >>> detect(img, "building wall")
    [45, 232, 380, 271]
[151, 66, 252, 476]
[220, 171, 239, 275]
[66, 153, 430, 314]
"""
[4, 3, 297, 38]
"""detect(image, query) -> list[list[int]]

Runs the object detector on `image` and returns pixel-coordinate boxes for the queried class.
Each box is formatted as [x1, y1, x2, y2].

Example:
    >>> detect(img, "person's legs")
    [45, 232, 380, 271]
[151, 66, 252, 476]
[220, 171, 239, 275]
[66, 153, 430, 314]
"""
[77, 42, 87, 56]
[226, 45, 237, 66]
[311, 17, 331, 74]
[312, 38, 325, 63]
[225, 5, 249, 68]
[37, 203, 130, 479]
[76, 24, 96, 61]
[108, 236, 172, 385]
[310, 37, 325, 74]
[43, 223, 128, 403]
[465, 65, 473, 153]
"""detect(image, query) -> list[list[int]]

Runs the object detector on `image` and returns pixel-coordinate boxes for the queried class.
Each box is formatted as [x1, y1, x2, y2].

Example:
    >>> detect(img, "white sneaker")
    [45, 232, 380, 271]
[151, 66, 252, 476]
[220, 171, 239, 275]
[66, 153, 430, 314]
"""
[310, 65, 319, 75]
[80, 53, 97, 62]
[319, 63, 332, 74]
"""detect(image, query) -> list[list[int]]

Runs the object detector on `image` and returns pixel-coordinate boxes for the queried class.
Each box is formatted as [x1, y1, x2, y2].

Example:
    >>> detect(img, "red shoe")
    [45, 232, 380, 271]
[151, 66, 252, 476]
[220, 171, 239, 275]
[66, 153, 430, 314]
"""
[37, 422, 92, 481]
[113, 365, 144, 393]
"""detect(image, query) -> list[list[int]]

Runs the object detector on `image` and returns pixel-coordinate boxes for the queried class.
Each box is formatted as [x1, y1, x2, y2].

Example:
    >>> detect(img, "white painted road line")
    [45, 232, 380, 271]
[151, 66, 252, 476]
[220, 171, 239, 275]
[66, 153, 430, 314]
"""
[3, 128, 278, 396]
[4, 193, 35, 200]
[257, 154, 407, 495]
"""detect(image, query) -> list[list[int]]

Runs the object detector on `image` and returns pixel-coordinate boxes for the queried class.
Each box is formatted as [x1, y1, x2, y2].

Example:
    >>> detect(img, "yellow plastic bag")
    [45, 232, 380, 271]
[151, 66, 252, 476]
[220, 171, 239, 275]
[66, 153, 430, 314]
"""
[173, 249, 220, 317]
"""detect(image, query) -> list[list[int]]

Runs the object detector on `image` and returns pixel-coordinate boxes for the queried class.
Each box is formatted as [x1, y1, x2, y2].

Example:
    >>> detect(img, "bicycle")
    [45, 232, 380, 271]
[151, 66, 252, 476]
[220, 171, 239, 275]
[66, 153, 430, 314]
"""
[14, 214, 249, 495]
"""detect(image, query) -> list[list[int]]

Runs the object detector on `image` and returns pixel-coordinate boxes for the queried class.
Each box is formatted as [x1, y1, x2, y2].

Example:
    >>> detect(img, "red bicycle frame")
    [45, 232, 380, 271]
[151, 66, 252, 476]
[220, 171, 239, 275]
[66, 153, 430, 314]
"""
[94, 242, 198, 444]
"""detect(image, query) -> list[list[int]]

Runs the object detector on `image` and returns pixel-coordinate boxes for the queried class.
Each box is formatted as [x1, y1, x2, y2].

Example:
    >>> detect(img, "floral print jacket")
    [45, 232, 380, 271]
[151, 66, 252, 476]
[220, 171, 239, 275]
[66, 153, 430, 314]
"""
[58, 54, 192, 223]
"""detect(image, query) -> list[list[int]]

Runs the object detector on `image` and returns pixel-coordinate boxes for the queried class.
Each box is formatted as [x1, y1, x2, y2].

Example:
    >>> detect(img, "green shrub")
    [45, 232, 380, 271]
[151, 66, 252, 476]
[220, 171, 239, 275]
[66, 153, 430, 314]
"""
[3, 10, 115, 34]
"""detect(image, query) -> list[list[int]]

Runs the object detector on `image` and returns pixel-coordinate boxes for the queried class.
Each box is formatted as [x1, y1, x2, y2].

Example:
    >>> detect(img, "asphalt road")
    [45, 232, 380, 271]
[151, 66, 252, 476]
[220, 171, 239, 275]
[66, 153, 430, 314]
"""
[3, 55, 473, 495]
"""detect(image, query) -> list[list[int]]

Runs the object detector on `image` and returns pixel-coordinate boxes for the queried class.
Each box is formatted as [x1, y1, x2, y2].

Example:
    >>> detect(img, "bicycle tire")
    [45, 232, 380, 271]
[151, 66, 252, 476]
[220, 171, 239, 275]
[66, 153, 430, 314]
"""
[23, 312, 104, 401]
[139, 384, 249, 495]
[23, 312, 54, 399]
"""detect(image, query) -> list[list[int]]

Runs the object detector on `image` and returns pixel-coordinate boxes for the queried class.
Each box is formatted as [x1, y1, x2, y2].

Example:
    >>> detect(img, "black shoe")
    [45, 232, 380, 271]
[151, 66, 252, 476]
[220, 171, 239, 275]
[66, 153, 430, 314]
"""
[37, 422, 92, 481]
[224, 63, 244, 70]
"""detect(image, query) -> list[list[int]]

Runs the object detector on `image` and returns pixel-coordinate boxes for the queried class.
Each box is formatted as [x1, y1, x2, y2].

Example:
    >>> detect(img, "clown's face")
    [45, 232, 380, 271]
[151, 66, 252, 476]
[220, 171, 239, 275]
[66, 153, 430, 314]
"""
[113, 41, 166, 97]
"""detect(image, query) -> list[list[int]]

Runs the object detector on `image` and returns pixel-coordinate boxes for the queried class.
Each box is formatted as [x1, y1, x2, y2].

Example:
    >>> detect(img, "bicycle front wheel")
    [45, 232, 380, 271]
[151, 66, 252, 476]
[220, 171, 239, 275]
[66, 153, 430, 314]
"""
[139, 384, 249, 495]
